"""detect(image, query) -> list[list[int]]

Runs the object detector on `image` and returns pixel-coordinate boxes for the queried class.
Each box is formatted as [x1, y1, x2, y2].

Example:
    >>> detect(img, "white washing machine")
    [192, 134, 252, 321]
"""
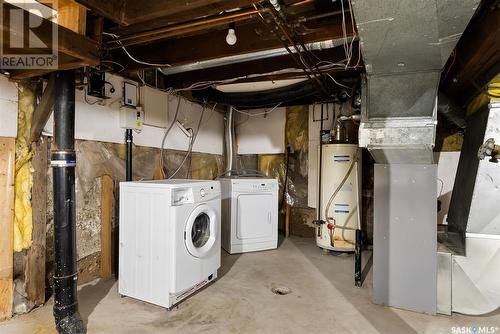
[219, 177, 278, 254]
[119, 179, 221, 309]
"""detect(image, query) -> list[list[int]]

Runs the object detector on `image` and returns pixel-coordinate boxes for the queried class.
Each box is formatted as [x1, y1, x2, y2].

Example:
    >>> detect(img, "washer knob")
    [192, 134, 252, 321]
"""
[200, 188, 206, 197]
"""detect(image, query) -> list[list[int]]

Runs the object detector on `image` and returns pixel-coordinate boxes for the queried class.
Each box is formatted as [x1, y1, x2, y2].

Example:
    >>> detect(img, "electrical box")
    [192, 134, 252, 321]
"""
[120, 106, 144, 130]
[123, 82, 138, 107]
[139, 85, 168, 127]
[87, 69, 106, 99]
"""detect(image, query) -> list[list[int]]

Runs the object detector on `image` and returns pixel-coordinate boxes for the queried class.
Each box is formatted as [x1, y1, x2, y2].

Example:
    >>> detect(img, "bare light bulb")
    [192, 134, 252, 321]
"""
[226, 28, 237, 46]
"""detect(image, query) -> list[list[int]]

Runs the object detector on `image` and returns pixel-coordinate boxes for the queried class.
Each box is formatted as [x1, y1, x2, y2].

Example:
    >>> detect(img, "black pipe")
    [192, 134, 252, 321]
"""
[318, 104, 324, 221]
[125, 129, 133, 181]
[355, 229, 362, 287]
[51, 70, 86, 334]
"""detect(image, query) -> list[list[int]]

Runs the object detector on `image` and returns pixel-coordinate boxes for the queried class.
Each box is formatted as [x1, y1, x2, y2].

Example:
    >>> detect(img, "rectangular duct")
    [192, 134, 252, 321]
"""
[352, 0, 479, 163]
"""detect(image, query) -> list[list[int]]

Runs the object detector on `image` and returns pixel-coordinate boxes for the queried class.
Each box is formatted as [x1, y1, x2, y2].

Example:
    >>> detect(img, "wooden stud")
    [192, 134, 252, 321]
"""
[285, 204, 290, 238]
[0, 137, 15, 321]
[100, 175, 113, 279]
[25, 138, 47, 307]
[30, 75, 55, 143]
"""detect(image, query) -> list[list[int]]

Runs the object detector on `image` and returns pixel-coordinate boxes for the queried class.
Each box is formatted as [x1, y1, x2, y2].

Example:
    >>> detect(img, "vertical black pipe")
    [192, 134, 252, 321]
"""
[355, 229, 362, 287]
[125, 129, 133, 181]
[318, 103, 324, 221]
[51, 70, 86, 333]
[316, 104, 325, 237]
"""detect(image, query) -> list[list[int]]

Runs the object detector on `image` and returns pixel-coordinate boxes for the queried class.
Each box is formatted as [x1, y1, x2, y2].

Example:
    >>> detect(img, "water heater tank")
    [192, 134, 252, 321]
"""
[317, 144, 362, 252]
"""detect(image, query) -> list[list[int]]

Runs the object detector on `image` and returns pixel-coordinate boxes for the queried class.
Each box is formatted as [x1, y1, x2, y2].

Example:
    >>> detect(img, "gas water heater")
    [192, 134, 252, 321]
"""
[316, 144, 362, 252]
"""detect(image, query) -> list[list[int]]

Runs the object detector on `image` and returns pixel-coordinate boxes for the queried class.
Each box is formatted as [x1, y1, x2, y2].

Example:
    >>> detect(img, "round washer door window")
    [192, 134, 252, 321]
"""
[185, 204, 217, 258]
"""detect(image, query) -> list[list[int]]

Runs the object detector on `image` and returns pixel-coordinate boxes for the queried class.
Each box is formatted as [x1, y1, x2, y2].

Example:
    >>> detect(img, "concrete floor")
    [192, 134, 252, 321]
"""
[1, 236, 499, 334]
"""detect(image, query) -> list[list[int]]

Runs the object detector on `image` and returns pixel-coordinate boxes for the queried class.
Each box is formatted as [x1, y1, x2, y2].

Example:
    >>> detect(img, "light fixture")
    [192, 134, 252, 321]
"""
[226, 23, 237, 46]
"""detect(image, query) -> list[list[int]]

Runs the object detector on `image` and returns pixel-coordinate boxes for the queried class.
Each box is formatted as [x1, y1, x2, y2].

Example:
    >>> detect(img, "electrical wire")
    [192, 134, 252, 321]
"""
[168, 102, 206, 179]
[160, 96, 182, 178]
[437, 178, 444, 197]
[83, 88, 99, 105]
[100, 60, 125, 72]
[232, 102, 283, 116]
[103, 32, 172, 67]
[215, 169, 267, 179]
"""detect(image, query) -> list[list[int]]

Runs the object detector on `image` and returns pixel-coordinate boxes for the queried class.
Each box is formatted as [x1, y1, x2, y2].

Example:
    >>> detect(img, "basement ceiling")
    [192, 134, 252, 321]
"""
[1, 0, 498, 106]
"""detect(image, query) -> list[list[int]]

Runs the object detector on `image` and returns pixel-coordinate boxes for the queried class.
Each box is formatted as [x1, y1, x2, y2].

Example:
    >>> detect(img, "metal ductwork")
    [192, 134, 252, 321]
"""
[224, 106, 238, 175]
[159, 38, 347, 76]
[351, 0, 479, 163]
[438, 101, 500, 316]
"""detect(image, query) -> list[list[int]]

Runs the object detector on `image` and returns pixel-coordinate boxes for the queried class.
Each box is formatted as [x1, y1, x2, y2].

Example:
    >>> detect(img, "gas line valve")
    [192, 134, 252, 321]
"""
[478, 138, 500, 163]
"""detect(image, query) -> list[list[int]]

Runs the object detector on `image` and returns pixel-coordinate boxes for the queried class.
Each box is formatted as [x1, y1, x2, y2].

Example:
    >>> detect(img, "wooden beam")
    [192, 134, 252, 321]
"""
[9, 59, 88, 80]
[108, 8, 260, 49]
[1, 2, 99, 78]
[100, 175, 113, 279]
[25, 138, 47, 307]
[124, 0, 257, 26]
[0, 137, 15, 321]
[57, 0, 87, 34]
[440, 0, 500, 105]
[30, 74, 55, 142]
[112, 17, 353, 72]
[113, 0, 258, 35]
[73, 0, 127, 25]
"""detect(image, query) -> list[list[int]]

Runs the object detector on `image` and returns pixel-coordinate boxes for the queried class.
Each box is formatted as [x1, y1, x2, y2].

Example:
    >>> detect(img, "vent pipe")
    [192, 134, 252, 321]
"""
[51, 70, 85, 333]
[224, 106, 237, 175]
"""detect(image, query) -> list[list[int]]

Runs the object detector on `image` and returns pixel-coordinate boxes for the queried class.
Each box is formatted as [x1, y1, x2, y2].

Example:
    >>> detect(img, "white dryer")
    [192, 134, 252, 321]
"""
[119, 179, 221, 309]
[219, 177, 278, 254]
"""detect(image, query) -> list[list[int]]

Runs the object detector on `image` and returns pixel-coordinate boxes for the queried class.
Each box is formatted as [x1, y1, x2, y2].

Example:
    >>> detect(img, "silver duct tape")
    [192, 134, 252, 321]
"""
[51, 160, 76, 167]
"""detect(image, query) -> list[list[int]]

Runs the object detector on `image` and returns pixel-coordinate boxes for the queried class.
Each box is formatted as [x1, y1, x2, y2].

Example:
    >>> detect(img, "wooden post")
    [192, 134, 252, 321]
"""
[285, 204, 290, 238]
[0, 137, 15, 321]
[100, 175, 113, 279]
[25, 138, 47, 306]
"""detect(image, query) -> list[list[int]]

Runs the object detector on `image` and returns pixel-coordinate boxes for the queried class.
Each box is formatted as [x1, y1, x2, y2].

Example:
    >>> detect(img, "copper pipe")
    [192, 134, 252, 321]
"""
[107, 8, 265, 50]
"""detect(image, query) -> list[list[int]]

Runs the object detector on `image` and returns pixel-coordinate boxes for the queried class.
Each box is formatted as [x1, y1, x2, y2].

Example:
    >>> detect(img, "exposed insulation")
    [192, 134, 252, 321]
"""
[286, 105, 308, 152]
[191, 153, 224, 180]
[285, 106, 310, 207]
[258, 154, 286, 205]
[466, 76, 500, 115]
[14, 83, 35, 252]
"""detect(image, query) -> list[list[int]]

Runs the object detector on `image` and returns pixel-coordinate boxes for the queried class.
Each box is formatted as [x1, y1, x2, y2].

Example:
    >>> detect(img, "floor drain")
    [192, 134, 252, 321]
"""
[271, 286, 292, 295]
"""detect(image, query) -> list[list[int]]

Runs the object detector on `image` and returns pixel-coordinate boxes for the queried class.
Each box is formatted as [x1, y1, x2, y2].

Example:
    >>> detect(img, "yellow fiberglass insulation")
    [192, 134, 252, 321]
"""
[14, 83, 35, 252]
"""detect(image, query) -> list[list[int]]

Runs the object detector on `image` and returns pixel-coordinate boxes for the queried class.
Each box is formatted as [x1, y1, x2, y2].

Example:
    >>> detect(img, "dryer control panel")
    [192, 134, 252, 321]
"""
[231, 179, 278, 193]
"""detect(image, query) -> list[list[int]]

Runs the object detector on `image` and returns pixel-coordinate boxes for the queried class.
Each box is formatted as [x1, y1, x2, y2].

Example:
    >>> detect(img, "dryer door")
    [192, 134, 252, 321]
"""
[185, 204, 218, 258]
[236, 193, 274, 240]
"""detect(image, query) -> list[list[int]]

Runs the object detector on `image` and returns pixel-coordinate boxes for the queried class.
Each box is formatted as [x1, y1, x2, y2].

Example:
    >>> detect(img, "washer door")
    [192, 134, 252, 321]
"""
[185, 204, 217, 258]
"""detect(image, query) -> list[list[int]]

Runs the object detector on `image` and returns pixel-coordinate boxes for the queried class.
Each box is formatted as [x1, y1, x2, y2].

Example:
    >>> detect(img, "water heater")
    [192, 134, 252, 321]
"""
[317, 144, 362, 252]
